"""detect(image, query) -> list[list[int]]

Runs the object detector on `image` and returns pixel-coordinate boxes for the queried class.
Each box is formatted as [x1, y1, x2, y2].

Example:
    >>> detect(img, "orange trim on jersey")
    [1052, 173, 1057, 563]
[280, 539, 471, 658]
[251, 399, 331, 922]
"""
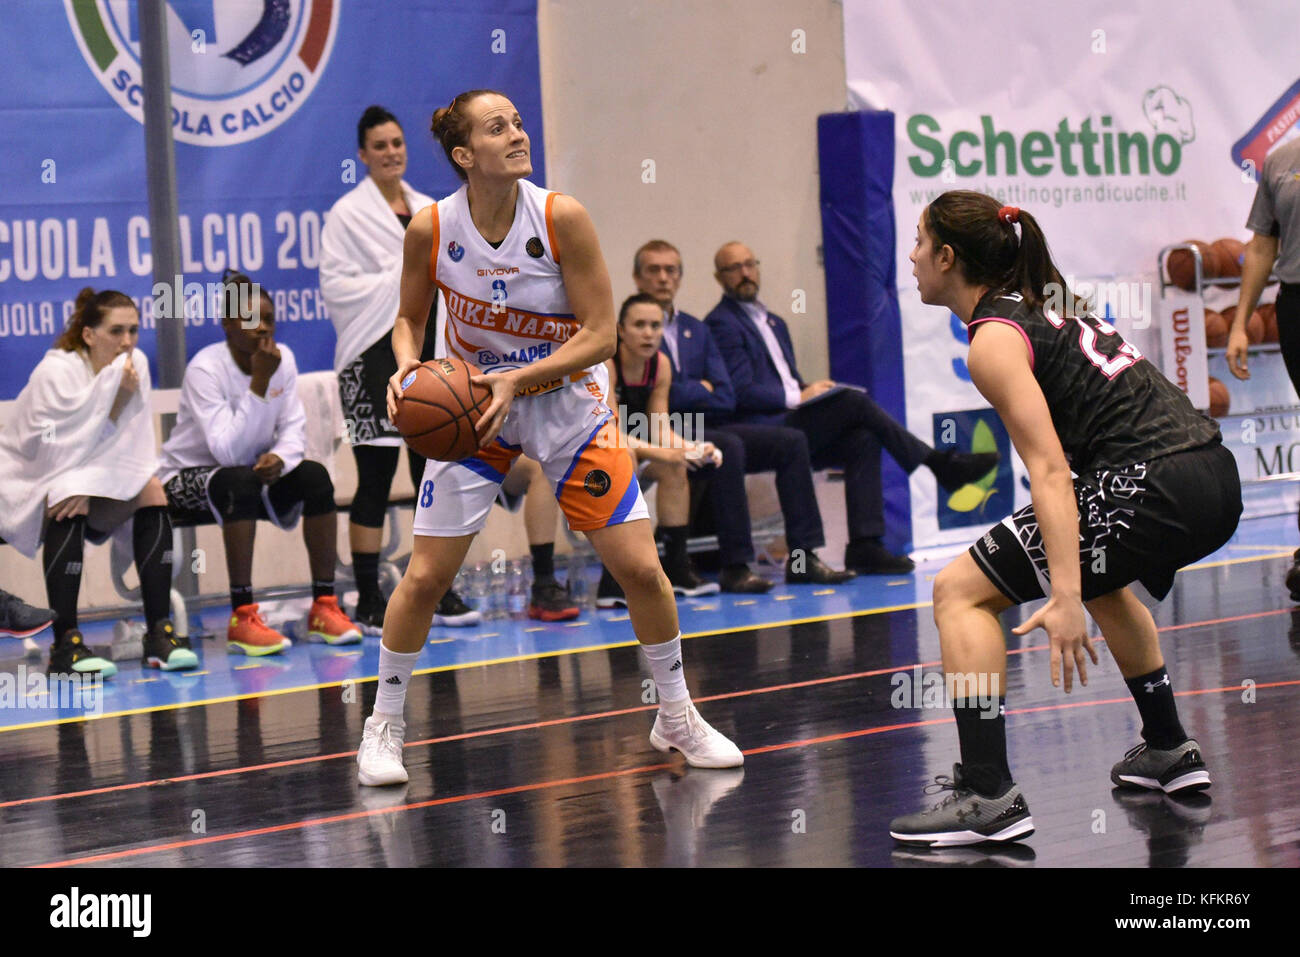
[442, 309, 488, 359]
[428, 203, 440, 284]
[471, 440, 521, 478]
[436, 281, 580, 346]
[545, 191, 561, 265]
[557, 420, 641, 531]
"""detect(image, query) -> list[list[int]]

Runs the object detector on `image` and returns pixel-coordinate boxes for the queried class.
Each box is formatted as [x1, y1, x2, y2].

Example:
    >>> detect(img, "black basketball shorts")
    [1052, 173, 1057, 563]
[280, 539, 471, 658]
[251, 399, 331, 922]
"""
[970, 440, 1241, 604]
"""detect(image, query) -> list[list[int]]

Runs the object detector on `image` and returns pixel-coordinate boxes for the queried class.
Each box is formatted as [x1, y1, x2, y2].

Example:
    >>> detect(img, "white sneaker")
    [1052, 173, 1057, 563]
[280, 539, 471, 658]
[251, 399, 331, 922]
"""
[358, 715, 409, 786]
[649, 703, 744, 768]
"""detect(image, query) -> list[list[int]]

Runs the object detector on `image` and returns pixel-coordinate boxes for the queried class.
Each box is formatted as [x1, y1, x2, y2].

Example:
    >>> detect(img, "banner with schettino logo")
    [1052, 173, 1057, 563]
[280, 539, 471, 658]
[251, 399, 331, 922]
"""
[0, 0, 543, 400]
[843, 0, 1299, 553]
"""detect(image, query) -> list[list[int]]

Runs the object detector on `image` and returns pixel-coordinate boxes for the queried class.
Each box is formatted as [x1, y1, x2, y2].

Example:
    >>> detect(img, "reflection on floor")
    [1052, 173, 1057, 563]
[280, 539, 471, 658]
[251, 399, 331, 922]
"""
[1, 515, 1298, 867]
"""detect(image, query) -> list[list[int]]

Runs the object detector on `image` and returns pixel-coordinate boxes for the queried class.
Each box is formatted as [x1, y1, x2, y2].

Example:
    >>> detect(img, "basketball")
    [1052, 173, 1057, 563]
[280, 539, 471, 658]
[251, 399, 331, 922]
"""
[1204, 309, 1228, 347]
[1211, 237, 1245, 283]
[1166, 240, 1216, 290]
[1261, 302, 1278, 343]
[1208, 376, 1229, 417]
[392, 358, 493, 461]
[1247, 308, 1266, 344]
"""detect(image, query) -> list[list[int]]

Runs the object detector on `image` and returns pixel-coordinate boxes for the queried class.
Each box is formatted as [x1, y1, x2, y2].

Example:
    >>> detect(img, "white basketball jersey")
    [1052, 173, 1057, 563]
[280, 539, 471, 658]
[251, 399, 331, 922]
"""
[430, 179, 583, 384]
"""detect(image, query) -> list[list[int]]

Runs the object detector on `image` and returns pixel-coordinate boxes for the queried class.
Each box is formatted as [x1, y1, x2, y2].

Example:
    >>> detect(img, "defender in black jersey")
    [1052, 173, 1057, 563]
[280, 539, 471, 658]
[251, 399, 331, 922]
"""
[889, 191, 1241, 848]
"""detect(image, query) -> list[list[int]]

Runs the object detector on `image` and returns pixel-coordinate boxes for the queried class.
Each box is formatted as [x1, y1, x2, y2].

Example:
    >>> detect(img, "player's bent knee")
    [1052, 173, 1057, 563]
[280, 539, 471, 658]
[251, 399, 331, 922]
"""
[401, 562, 455, 606]
[616, 558, 669, 598]
[933, 553, 1005, 618]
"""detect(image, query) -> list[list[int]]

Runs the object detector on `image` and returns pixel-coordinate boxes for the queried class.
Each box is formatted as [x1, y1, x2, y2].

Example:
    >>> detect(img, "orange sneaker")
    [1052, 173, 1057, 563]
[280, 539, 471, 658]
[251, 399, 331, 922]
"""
[228, 604, 290, 656]
[307, 595, 362, 645]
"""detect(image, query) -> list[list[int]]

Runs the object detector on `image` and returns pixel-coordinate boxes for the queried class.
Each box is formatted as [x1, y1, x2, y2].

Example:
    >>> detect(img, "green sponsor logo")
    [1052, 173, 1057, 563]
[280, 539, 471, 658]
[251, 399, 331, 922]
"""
[907, 87, 1196, 179]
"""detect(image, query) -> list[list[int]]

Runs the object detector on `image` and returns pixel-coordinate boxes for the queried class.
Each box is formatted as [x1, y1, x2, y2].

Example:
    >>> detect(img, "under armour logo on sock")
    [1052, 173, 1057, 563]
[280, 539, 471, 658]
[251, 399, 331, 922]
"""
[1144, 675, 1171, 693]
[385, 675, 402, 685]
[669, 660, 682, 672]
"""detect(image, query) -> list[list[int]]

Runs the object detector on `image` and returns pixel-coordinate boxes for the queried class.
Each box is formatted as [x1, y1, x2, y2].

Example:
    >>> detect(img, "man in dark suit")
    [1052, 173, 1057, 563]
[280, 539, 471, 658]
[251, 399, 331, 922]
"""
[705, 241, 998, 573]
[634, 240, 852, 586]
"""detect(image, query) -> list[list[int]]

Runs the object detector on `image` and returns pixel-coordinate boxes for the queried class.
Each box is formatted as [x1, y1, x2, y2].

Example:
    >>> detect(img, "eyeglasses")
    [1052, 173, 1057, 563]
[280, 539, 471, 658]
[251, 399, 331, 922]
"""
[641, 264, 681, 277]
[717, 259, 760, 275]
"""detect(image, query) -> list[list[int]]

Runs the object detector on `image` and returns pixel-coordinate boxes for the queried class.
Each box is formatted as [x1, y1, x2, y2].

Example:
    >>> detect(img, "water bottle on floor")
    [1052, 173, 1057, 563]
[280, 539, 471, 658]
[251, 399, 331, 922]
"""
[486, 561, 508, 620]
[566, 551, 590, 608]
[507, 559, 530, 619]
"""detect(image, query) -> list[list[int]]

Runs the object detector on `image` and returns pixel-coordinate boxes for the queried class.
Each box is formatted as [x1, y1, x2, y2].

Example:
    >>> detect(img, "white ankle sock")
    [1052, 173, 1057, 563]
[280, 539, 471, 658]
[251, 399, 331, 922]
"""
[642, 634, 689, 710]
[374, 643, 420, 721]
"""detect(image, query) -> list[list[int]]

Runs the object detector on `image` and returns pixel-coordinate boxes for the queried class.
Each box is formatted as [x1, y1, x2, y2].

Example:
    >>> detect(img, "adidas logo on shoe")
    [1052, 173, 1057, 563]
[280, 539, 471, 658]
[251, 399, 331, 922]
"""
[385, 675, 402, 685]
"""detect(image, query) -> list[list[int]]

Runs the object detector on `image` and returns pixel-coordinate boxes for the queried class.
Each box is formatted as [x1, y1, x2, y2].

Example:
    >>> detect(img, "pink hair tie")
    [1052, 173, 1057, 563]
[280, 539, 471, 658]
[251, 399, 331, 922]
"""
[998, 205, 1021, 225]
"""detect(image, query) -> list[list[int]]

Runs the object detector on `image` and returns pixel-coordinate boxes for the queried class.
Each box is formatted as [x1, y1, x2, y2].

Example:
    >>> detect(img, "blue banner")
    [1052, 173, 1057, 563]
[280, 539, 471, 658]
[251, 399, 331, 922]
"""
[0, 0, 543, 399]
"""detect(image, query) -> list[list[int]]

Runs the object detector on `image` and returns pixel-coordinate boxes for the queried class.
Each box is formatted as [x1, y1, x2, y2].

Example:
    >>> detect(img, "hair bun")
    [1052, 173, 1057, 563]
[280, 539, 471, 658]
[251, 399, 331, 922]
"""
[74, 286, 97, 308]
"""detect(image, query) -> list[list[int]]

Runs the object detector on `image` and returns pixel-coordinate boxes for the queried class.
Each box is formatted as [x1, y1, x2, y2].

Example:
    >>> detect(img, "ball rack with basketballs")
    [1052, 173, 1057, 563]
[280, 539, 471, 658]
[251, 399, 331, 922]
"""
[1159, 238, 1280, 419]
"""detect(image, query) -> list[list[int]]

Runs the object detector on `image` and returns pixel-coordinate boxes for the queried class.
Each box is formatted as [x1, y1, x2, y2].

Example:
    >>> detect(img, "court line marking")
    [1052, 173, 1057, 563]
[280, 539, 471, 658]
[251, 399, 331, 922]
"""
[0, 549, 1290, 734]
[3, 603, 1293, 811]
[31, 676, 1300, 868]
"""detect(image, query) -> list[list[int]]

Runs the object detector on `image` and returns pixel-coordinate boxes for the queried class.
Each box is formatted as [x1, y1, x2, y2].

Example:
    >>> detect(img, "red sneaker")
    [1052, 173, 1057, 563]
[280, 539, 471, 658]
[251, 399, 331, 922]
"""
[308, 595, 362, 645]
[228, 604, 290, 656]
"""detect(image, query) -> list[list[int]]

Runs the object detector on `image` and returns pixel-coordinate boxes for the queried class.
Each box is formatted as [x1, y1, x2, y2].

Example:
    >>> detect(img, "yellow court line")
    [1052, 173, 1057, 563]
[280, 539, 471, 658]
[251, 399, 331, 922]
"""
[0, 549, 1287, 733]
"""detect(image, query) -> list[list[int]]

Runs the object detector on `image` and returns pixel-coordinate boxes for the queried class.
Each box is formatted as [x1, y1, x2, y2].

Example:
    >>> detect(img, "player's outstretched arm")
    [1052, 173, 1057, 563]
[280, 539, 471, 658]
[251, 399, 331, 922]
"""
[968, 322, 1096, 692]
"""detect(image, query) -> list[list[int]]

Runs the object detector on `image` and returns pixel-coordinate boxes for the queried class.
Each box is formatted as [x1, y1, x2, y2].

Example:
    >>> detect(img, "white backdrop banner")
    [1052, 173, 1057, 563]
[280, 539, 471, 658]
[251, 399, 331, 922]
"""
[844, 0, 1300, 552]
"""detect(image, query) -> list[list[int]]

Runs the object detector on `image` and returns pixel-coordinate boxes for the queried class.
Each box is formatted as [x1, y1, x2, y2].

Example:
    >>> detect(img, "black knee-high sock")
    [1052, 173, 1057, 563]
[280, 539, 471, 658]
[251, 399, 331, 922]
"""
[43, 516, 86, 642]
[353, 551, 380, 601]
[660, 526, 689, 569]
[1124, 666, 1188, 750]
[133, 506, 174, 629]
[954, 696, 1011, 796]
[530, 542, 555, 580]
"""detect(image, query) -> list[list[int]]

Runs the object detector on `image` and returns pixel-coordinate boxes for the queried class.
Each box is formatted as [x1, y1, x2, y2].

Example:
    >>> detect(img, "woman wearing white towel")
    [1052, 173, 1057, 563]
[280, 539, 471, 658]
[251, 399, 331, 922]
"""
[0, 288, 197, 677]
[320, 105, 478, 633]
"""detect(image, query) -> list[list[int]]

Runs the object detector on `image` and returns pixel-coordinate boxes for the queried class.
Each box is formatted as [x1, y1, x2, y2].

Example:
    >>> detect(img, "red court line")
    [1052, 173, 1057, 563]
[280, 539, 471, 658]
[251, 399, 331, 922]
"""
[35, 676, 1300, 868]
[3, 604, 1292, 812]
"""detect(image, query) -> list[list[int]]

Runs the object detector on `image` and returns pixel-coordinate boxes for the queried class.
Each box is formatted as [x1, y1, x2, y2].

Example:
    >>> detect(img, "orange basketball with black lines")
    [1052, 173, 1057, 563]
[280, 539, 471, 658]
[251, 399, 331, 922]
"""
[393, 358, 493, 461]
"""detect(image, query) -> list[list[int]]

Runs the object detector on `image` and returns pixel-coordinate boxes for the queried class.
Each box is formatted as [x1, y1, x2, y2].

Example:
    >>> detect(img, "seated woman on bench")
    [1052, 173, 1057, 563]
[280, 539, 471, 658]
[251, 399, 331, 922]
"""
[158, 272, 361, 655]
[0, 287, 197, 677]
[595, 294, 723, 607]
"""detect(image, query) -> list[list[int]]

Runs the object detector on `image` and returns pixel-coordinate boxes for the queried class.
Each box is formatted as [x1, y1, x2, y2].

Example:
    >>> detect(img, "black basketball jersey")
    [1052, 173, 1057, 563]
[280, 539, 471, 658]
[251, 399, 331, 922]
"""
[968, 291, 1220, 472]
[612, 350, 658, 419]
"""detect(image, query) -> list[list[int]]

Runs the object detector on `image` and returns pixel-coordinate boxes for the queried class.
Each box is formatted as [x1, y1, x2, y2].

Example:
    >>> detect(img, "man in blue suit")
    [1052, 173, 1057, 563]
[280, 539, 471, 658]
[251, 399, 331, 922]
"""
[705, 241, 998, 573]
[634, 240, 852, 587]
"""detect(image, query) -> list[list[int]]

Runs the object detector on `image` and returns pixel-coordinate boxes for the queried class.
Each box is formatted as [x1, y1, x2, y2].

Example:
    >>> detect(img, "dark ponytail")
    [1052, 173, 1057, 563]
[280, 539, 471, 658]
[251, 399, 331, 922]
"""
[55, 287, 136, 352]
[926, 190, 1088, 315]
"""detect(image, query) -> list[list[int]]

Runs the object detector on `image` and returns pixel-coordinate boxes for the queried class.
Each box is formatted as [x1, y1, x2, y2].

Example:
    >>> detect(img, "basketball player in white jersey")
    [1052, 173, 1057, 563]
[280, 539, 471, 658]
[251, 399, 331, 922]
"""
[356, 90, 742, 784]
